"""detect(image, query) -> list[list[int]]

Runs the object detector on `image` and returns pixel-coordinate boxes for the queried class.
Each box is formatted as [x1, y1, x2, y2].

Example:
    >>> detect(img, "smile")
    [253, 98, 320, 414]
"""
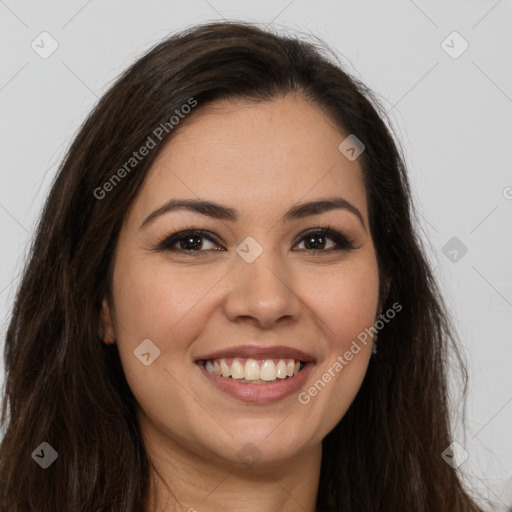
[201, 357, 305, 383]
[195, 344, 315, 403]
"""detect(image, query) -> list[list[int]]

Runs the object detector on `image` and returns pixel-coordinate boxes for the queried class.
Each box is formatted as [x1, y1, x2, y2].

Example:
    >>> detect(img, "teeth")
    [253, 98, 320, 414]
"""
[231, 359, 245, 379]
[260, 360, 276, 381]
[276, 360, 288, 378]
[220, 359, 231, 377]
[204, 357, 304, 382]
[244, 359, 260, 380]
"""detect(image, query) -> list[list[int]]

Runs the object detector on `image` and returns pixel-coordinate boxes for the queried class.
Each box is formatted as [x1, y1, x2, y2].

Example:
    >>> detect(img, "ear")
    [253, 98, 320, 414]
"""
[100, 296, 116, 344]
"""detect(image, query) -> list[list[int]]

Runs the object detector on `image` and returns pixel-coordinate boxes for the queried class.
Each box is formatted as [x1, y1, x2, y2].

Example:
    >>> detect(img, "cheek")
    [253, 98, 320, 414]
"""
[109, 257, 216, 428]
[111, 256, 222, 341]
[327, 260, 380, 378]
[298, 258, 379, 427]
[308, 258, 380, 345]
[334, 276, 379, 347]
[110, 255, 229, 408]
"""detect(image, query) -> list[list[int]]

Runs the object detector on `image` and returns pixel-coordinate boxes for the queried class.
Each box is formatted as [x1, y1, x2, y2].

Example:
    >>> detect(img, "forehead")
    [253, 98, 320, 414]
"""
[131, 94, 367, 225]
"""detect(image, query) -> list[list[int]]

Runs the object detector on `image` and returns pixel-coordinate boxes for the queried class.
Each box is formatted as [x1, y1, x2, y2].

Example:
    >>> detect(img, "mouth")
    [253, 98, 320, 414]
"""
[194, 345, 315, 403]
[197, 357, 307, 384]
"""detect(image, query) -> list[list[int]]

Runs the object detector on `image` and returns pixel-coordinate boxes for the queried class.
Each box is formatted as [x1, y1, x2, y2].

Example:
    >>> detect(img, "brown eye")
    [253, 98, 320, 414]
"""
[154, 227, 354, 255]
[294, 228, 354, 252]
[156, 230, 223, 253]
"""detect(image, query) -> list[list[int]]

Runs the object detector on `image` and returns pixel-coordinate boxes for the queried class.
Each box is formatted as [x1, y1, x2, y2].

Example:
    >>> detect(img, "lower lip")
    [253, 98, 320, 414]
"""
[197, 362, 314, 404]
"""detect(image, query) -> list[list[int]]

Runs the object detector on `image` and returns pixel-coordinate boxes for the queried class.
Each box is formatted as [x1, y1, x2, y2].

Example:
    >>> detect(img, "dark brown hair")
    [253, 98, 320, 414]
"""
[0, 20, 485, 511]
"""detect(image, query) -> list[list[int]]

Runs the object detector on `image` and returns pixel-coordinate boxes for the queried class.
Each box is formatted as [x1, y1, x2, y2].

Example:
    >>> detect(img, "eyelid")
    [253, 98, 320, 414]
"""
[292, 226, 355, 252]
[153, 229, 220, 253]
[153, 226, 356, 254]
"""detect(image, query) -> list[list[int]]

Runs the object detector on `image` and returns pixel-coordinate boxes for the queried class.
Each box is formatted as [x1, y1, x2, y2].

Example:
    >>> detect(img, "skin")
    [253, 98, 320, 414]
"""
[101, 93, 382, 512]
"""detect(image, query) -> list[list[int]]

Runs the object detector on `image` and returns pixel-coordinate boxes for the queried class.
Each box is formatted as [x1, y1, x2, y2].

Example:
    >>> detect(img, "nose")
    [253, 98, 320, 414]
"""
[222, 244, 302, 329]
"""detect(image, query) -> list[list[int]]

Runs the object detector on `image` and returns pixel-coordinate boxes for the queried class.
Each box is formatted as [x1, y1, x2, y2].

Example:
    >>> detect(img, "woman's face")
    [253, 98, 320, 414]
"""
[102, 94, 380, 468]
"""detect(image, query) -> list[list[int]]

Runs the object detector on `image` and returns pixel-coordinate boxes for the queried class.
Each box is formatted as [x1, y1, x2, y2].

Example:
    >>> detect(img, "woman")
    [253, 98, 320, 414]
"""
[0, 20, 485, 511]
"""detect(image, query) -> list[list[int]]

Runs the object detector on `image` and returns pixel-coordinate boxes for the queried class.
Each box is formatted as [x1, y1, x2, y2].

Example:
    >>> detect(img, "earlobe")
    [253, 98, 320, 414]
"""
[99, 297, 116, 344]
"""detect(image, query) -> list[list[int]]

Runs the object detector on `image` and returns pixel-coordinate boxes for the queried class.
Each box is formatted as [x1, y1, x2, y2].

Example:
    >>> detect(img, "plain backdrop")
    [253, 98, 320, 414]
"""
[0, 1, 511, 510]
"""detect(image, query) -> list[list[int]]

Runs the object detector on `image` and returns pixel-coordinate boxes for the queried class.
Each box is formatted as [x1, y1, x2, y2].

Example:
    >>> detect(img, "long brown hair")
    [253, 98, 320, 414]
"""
[0, 20, 485, 511]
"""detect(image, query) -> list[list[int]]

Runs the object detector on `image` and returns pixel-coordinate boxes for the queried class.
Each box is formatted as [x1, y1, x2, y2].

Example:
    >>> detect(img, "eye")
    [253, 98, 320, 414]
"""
[154, 227, 355, 255]
[155, 230, 222, 253]
[293, 227, 354, 252]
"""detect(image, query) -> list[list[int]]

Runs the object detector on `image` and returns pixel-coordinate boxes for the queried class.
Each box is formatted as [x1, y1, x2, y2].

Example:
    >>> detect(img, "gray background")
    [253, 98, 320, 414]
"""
[0, 1, 511, 509]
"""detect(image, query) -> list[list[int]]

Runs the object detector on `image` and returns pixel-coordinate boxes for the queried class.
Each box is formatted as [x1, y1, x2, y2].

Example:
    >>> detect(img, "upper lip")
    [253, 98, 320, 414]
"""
[195, 344, 316, 363]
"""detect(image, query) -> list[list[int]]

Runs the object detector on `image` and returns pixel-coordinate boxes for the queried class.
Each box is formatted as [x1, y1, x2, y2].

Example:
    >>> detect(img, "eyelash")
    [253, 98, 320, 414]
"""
[153, 226, 355, 255]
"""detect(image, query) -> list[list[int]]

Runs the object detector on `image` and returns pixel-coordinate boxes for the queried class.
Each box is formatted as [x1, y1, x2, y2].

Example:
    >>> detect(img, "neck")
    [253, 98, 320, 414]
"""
[139, 413, 322, 512]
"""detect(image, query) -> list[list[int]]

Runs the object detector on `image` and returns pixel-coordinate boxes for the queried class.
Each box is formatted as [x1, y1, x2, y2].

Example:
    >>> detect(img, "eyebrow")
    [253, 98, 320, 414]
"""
[139, 197, 366, 231]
